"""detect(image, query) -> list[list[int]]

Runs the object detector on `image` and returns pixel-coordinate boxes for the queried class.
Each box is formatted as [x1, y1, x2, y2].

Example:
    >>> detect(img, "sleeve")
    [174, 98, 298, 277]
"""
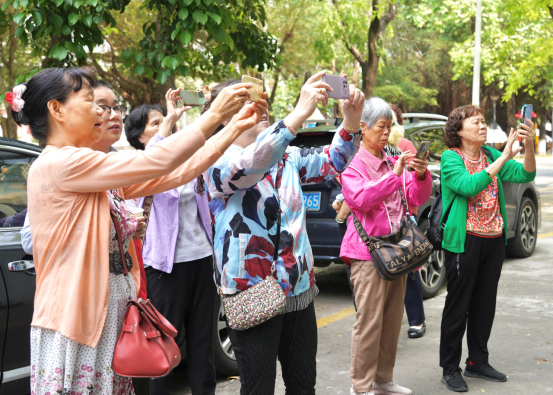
[205, 120, 296, 198]
[50, 124, 207, 194]
[403, 169, 432, 208]
[440, 150, 492, 197]
[488, 148, 536, 184]
[341, 164, 403, 212]
[290, 124, 361, 186]
[20, 213, 33, 255]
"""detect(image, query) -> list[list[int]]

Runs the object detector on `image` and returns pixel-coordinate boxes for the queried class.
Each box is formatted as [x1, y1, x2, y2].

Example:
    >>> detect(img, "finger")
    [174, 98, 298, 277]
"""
[231, 83, 253, 90]
[341, 73, 348, 78]
[262, 92, 268, 100]
[306, 70, 327, 85]
[311, 81, 333, 92]
[424, 151, 429, 160]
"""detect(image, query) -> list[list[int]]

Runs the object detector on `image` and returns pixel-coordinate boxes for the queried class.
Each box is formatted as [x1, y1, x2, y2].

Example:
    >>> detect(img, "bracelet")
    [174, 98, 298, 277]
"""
[486, 171, 494, 179]
[284, 122, 297, 134]
[343, 125, 361, 134]
[335, 216, 347, 224]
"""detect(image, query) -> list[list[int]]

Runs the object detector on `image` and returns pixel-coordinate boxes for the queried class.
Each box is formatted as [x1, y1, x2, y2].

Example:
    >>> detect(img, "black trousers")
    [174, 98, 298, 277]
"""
[404, 270, 425, 326]
[439, 233, 505, 370]
[227, 302, 318, 395]
[146, 256, 217, 395]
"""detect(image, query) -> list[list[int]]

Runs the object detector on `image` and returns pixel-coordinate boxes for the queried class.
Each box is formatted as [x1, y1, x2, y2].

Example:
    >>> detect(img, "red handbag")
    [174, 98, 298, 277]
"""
[110, 212, 181, 378]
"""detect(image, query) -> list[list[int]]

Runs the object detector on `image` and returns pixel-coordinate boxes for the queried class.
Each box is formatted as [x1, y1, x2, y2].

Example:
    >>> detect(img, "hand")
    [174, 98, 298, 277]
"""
[501, 128, 523, 162]
[228, 92, 269, 133]
[332, 200, 343, 213]
[518, 120, 535, 148]
[166, 88, 192, 122]
[132, 216, 146, 240]
[393, 151, 415, 177]
[294, 70, 333, 118]
[208, 83, 252, 121]
[410, 151, 429, 179]
[342, 77, 365, 131]
[198, 85, 212, 102]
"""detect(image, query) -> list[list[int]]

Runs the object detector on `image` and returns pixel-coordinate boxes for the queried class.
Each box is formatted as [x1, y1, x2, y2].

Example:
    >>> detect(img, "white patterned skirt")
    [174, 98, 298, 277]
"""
[30, 273, 136, 395]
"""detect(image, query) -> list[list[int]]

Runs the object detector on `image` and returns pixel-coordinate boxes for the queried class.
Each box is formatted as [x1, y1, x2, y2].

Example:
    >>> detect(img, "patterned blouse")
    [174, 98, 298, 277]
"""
[451, 148, 504, 234]
[107, 189, 138, 274]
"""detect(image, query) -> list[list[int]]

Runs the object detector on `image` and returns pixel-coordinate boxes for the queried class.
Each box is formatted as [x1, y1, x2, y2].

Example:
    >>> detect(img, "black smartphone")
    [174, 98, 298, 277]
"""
[521, 104, 533, 127]
[415, 141, 430, 160]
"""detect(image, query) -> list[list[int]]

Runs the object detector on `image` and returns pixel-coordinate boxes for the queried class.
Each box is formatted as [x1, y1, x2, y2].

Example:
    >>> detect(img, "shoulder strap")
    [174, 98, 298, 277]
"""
[140, 195, 154, 244]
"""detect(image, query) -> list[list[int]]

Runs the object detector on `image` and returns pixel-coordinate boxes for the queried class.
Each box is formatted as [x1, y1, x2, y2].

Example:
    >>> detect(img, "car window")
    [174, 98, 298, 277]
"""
[289, 132, 335, 149]
[0, 150, 35, 228]
[411, 128, 447, 161]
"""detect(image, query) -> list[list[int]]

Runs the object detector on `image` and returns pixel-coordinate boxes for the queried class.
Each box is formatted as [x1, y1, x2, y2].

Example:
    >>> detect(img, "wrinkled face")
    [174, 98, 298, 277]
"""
[362, 117, 393, 151]
[458, 114, 487, 146]
[138, 110, 164, 147]
[94, 86, 123, 147]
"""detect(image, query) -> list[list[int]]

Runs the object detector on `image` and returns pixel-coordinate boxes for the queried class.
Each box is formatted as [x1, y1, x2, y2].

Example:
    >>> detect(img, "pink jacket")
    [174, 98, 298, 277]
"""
[339, 150, 432, 264]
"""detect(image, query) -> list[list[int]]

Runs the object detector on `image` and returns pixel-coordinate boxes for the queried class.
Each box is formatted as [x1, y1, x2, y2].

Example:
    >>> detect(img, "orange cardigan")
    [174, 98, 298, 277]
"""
[28, 125, 222, 347]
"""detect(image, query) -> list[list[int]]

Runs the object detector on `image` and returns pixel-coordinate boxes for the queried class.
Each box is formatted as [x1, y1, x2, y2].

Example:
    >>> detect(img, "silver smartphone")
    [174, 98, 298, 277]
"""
[415, 141, 430, 160]
[322, 74, 349, 99]
[179, 90, 206, 107]
[521, 104, 533, 127]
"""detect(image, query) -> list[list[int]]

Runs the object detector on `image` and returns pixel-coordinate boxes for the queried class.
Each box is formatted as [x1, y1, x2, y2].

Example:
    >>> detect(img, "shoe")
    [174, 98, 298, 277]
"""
[442, 368, 468, 392]
[372, 380, 412, 395]
[407, 322, 426, 339]
[464, 359, 507, 382]
[350, 385, 374, 395]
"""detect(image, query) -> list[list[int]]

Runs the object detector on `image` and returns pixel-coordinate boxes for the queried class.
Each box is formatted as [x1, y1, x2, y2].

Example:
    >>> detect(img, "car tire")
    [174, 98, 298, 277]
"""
[213, 296, 239, 377]
[418, 218, 446, 299]
[506, 197, 537, 258]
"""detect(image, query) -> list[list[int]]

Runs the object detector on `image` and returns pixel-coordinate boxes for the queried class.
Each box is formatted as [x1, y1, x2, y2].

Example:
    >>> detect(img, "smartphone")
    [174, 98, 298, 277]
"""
[242, 75, 263, 103]
[415, 141, 430, 160]
[521, 104, 533, 127]
[322, 74, 349, 99]
[179, 90, 206, 107]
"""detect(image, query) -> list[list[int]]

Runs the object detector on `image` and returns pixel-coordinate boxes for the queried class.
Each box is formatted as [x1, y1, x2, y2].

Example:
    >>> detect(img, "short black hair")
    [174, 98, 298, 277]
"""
[11, 67, 97, 146]
[96, 80, 113, 90]
[124, 104, 166, 150]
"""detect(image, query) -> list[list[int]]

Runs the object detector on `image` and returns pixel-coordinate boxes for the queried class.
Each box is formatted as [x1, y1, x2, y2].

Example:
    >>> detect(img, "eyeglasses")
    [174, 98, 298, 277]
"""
[98, 105, 127, 120]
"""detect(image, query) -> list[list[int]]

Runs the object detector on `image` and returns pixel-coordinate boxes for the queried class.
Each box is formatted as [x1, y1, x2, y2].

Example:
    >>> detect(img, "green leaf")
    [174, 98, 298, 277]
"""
[136, 53, 145, 63]
[209, 26, 233, 49]
[19, 0, 28, 7]
[192, 9, 207, 25]
[178, 8, 188, 20]
[51, 13, 63, 27]
[1, 0, 15, 12]
[161, 55, 172, 68]
[62, 25, 71, 35]
[171, 27, 181, 40]
[64, 41, 77, 53]
[32, 9, 42, 26]
[135, 64, 145, 76]
[51, 45, 68, 61]
[180, 31, 191, 45]
[87, 0, 98, 6]
[13, 12, 26, 25]
[14, 26, 25, 37]
[68, 13, 79, 25]
[93, 15, 103, 24]
[82, 13, 92, 27]
[144, 66, 153, 78]
[205, 12, 220, 24]
[124, 58, 132, 68]
[178, 65, 189, 76]
[122, 49, 131, 60]
[184, 0, 193, 5]
[203, 0, 211, 5]
[54, 0, 63, 6]
[157, 70, 168, 85]
[75, 44, 85, 58]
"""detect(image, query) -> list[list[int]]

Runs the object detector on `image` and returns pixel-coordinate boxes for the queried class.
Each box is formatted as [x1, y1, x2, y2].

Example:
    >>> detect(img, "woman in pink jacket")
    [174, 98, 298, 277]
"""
[340, 97, 432, 395]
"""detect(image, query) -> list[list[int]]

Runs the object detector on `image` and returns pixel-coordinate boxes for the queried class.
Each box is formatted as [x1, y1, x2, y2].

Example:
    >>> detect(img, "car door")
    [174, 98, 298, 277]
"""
[0, 147, 38, 393]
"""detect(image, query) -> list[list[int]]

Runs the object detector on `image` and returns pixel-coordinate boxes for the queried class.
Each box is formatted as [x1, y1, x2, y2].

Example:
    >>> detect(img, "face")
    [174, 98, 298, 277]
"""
[246, 107, 269, 137]
[48, 82, 103, 147]
[93, 86, 123, 148]
[361, 117, 392, 151]
[458, 114, 487, 146]
[138, 110, 164, 147]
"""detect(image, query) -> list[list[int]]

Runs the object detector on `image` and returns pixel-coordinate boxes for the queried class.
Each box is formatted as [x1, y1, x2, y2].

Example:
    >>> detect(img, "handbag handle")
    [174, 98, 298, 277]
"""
[110, 211, 135, 299]
[140, 195, 154, 244]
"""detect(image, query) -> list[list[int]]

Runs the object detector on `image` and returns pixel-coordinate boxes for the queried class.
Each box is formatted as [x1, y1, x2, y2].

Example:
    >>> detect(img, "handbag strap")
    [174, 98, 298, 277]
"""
[110, 211, 134, 297]
[140, 195, 154, 244]
[386, 159, 411, 219]
[351, 211, 380, 252]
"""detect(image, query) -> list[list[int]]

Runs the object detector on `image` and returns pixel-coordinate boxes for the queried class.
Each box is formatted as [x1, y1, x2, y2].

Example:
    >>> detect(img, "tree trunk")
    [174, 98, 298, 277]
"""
[506, 95, 517, 133]
[352, 59, 358, 87]
[539, 108, 548, 140]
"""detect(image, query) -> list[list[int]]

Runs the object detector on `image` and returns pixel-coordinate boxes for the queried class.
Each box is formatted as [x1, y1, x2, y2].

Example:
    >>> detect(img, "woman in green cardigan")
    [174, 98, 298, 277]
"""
[439, 105, 536, 393]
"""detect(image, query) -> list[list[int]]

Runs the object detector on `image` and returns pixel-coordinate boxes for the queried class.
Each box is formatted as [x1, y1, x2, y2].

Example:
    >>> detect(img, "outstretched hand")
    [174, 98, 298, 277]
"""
[502, 128, 523, 162]
[393, 151, 415, 177]
[229, 92, 269, 133]
[166, 88, 192, 122]
[342, 75, 365, 131]
[209, 83, 252, 121]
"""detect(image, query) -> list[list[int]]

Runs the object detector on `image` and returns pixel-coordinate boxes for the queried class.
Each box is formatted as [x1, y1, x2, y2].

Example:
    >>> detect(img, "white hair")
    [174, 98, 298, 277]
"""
[361, 97, 393, 130]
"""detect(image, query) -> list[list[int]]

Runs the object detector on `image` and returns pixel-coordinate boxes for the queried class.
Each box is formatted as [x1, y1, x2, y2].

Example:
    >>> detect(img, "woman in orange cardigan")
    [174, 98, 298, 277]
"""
[9, 67, 265, 395]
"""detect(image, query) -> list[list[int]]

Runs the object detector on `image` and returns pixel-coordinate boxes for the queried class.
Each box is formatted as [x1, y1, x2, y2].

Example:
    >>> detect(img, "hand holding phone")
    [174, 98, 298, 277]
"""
[521, 104, 533, 127]
[322, 74, 349, 99]
[415, 141, 430, 160]
[242, 75, 264, 103]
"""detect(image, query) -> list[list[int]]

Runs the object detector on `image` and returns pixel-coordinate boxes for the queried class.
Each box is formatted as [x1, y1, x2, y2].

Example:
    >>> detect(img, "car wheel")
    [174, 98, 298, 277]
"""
[213, 296, 239, 377]
[506, 197, 537, 258]
[418, 218, 446, 299]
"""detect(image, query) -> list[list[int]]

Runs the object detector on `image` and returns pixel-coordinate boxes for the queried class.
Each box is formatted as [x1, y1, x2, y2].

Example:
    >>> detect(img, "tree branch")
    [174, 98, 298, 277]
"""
[548, 5, 553, 21]
[332, 0, 366, 66]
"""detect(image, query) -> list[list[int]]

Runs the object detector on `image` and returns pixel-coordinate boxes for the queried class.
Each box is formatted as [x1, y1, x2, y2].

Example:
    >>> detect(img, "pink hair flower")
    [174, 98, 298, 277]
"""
[5, 85, 26, 112]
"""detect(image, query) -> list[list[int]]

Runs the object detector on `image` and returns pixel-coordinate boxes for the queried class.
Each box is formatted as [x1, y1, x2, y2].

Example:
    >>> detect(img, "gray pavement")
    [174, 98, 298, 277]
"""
[172, 156, 553, 395]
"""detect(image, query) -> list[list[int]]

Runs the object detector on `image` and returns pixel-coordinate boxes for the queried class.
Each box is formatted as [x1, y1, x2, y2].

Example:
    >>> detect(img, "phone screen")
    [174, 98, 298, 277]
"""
[415, 141, 430, 160]
[521, 104, 533, 127]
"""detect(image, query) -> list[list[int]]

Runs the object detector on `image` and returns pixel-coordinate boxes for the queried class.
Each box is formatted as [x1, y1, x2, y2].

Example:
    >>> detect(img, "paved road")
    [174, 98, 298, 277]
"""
[172, 157, 553, 395]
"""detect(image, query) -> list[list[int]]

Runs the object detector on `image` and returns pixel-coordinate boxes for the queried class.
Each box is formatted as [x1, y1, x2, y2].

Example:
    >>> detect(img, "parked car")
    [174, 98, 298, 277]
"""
[0, 137, 238, 394]
[291, 114, 541, 299]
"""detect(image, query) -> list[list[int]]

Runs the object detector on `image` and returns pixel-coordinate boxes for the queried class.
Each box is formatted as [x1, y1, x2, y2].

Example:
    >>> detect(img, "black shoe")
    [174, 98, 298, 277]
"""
[464, 359, 507, 382]
[442, 368, 468, 392]
[408, 322, 426, 339]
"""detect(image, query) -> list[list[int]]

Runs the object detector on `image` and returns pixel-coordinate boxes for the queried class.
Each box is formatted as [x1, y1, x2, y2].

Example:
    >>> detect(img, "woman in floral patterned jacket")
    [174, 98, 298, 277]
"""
[205, 71, 364, 395]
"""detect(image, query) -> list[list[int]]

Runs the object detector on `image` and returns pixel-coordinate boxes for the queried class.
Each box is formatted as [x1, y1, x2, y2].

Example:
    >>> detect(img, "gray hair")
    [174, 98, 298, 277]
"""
[361, 97, 393, 130]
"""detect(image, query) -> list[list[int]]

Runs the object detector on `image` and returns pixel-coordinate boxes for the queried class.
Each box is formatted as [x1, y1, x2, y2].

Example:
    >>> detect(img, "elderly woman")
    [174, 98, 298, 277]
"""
[339, 97, 432, 395]
[439, 105, 536, 392]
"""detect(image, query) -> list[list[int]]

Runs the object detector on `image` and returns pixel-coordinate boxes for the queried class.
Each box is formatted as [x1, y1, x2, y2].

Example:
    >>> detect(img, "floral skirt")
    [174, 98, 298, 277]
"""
[30, 273, 136, 395]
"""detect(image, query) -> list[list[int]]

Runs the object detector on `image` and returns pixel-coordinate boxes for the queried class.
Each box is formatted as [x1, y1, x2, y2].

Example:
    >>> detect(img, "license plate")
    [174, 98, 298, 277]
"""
[302, 192, 321, 211]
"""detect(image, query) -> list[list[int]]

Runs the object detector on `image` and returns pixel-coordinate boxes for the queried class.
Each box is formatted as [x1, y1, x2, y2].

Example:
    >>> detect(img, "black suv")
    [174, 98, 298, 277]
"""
[291, 114, 541, 299]
[0, 137, 238, 394]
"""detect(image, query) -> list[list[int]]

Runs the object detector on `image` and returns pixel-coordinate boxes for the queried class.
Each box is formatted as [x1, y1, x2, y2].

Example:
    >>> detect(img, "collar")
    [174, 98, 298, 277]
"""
[359, 146, 388, 171]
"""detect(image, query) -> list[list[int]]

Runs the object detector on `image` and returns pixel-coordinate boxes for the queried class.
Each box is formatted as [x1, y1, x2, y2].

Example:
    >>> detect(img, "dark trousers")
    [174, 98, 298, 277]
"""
[404, 270, 425, 326]
[227, 302, 318, 395]
[439, 233, 505, 370]
[146, 256, 217, 395]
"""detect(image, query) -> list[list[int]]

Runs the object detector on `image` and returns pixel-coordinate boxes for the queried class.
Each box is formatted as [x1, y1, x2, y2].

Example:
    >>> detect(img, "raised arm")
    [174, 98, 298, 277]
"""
[157, 88, 192, 138]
